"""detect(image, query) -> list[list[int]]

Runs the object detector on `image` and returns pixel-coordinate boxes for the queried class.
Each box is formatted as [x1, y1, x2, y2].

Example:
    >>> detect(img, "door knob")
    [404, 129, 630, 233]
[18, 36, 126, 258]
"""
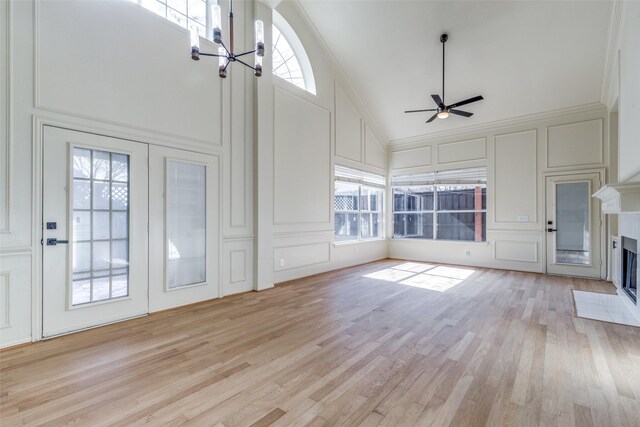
[47, 238, 69, 246]
[547, 228, 557, 232]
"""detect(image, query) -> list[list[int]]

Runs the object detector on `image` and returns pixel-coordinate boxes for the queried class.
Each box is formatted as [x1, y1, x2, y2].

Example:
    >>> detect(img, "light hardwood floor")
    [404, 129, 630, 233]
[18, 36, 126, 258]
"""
[2, 259, 640, 426]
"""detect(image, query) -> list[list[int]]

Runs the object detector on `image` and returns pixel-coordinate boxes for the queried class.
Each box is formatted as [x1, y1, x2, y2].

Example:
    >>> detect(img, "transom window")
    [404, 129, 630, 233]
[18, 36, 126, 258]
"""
[272, 11, 316, 94]
[392, 168, 487, 242]
[272, 25, 304, 90]
[131, 0, 207, 36]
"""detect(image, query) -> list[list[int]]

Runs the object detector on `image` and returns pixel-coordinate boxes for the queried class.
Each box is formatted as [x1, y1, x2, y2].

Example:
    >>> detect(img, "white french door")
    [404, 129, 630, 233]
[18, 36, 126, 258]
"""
[42, 127, 149, 337]
[148, 146, 220, 312]
[545, 172, 603, 279]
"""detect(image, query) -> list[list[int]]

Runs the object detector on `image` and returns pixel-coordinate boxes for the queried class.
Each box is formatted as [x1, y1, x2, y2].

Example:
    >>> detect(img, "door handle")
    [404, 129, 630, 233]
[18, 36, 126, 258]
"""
[47, 238, 69, 246]
[547, 228, 557, 232]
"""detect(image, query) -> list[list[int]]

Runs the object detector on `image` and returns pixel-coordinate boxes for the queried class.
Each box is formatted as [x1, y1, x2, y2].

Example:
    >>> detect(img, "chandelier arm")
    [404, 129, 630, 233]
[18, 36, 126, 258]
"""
[235, 49, 257, 58]
[235, 57, 257, 71]
[222, 59, 231, 72]
[199, 52, 227, 57]
[219, 40, 230, 56]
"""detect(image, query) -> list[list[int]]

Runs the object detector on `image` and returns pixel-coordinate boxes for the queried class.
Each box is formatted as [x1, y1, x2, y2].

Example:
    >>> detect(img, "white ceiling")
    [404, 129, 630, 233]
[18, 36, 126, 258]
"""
[297, 0, 613, 142]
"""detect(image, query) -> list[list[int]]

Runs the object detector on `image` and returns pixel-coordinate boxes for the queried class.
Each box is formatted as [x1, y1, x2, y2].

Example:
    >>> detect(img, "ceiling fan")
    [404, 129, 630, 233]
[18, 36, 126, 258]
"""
[405, 34, 484, 123]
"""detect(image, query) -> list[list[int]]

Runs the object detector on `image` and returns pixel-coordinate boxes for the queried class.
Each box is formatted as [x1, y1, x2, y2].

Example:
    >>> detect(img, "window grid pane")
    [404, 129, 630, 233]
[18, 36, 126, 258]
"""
[71, 148, 130, 306]
[335, 181, 384, 242]
[393, 183, 486, 242]
[272, 26, 305, 90]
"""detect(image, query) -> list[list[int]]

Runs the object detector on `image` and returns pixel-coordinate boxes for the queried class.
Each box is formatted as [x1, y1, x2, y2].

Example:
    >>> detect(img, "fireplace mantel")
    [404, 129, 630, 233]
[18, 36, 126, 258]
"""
[593, 183, 640, 214]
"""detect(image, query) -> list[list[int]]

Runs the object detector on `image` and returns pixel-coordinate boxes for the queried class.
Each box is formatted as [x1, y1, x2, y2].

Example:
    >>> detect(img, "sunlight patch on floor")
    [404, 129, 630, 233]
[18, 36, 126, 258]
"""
[363, 262, 476, 292]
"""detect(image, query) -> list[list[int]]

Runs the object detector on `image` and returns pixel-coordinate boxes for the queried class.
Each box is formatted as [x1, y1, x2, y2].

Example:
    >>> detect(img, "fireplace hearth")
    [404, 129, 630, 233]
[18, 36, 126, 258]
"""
[622, 236, 637, 303]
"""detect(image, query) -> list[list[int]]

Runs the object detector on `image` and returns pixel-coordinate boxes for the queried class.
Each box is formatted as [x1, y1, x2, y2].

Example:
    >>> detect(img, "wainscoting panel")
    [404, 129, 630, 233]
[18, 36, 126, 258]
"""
[223, 239, 253, 296]
[273, 241, 330, 272]
[0, 254, 32, 347]
[494, 240, 538, 263]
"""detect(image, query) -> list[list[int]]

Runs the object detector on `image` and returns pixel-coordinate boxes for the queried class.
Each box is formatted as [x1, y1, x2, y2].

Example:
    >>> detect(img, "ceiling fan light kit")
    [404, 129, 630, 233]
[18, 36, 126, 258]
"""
[405, 33, 484, 123]
[189, 0, 264, 78]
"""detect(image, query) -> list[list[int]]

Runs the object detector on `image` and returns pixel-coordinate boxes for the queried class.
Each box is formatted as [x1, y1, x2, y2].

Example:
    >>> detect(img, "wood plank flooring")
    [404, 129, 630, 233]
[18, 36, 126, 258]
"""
[2, 259, 640, 426]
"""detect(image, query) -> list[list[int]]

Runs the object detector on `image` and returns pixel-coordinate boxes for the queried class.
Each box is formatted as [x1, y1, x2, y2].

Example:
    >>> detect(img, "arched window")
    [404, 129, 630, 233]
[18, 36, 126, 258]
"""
[272, 11, 316, 95]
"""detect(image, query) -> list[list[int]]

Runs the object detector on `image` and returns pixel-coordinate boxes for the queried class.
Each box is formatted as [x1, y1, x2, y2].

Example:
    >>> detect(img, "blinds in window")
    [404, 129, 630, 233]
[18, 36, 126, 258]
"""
[392, 167, 487, 186]
[335, 165, 385, 188]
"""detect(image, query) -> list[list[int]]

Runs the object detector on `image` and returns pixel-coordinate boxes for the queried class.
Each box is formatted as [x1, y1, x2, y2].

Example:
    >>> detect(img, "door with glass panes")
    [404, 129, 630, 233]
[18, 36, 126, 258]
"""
[546, 172, 603, 278]
[42, 127, 149, 337]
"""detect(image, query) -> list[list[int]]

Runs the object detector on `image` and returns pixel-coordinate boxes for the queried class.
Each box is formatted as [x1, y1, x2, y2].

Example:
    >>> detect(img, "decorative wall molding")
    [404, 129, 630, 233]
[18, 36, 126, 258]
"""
[33, 0, 224, 153]
[230, 250, 247, 283]
[390, 146, 432, 171]
[389, 102, 607, 148]
[437, 138, 486, 165]
[545, 119, 604, 169]
[0, 272, 10, 328]
[1, 0, 11, 234]
[601, 0, 625, 108]
[493, 130, 538, 225]
[291, 0, 388, 146]
[273, 241, 330, 272]
[494, 240, 538, 263]
[272, 85, 332, 227]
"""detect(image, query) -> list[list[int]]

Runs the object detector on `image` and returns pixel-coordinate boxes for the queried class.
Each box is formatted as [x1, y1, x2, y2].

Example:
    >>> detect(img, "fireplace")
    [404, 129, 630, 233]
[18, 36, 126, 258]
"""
[622, 236, 637, 303]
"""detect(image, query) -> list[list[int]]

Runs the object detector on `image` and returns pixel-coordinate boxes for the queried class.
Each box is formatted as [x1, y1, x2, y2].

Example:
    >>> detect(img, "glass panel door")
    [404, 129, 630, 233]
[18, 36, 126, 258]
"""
[71, 148, 130, 305]
[148, 146, 219, 312]
[555, 182, 590, 265]
[166, 160, 206, 289]
[546, 173, 603, 279]
[42, 127, 148, 338]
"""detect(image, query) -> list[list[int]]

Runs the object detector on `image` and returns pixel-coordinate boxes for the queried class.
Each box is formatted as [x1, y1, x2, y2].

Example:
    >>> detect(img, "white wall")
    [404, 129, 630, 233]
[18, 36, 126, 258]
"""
[388, 105, 609, 273]
[267, 1, 388, 284]
[0, 0, 255, 347]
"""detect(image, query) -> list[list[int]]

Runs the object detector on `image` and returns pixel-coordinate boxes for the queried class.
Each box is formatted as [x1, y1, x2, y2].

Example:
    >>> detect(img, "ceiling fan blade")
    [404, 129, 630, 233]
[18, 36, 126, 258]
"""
[431, 94, 443, 106]
[404, 108, 437, 113]
[450, 109, 473, 117]
[447, 95, 484, 109]
[426, 113, 438, 123]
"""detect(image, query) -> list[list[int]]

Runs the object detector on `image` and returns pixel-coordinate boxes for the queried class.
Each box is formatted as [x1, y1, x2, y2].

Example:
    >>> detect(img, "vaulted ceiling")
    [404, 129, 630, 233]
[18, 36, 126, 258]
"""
[297, 0, 613, 142]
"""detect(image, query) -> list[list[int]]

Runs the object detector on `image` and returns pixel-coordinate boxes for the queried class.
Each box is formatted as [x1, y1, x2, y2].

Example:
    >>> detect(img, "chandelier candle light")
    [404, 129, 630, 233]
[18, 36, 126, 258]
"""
[190, 0, 265, 78]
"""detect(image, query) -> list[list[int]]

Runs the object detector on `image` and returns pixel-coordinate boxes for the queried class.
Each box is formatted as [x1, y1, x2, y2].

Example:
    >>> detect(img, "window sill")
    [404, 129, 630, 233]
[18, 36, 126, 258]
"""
[391, 237, 489, 244]
[333, 238, 386, 247]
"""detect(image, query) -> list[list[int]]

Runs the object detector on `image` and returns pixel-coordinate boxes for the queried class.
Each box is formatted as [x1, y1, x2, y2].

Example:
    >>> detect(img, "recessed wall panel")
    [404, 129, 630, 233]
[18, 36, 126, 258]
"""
[274, 88, 331, 225]
[390, 146, 432, 171]
[364, 124, 385, 169]
[437, 138, 486, 165]
[494, 130, 537, 223]
[335, 85, 362, 162]
[495, 240, 538, 263]
[274, 242, 330, 271]
[546, 119, 603, 168]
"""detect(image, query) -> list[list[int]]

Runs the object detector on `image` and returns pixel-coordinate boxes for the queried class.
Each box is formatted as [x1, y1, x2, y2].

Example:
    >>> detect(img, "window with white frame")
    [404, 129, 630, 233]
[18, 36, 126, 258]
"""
[334, 166, 385, 242]
[272, 11, 316, 94]
[131, 0, 208, 36]
[392, 168, 486, 242]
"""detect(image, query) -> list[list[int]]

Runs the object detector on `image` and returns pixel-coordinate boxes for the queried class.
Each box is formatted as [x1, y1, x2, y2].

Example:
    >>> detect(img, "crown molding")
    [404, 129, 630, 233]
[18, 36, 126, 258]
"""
[601, 0, 625, 110]
[389, 102, 607, 148]
[289, 0, 389, 146]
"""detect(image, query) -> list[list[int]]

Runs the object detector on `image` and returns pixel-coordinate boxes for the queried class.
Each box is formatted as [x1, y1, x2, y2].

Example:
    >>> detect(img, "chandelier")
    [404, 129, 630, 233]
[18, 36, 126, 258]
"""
[190, 0, 264, 78]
